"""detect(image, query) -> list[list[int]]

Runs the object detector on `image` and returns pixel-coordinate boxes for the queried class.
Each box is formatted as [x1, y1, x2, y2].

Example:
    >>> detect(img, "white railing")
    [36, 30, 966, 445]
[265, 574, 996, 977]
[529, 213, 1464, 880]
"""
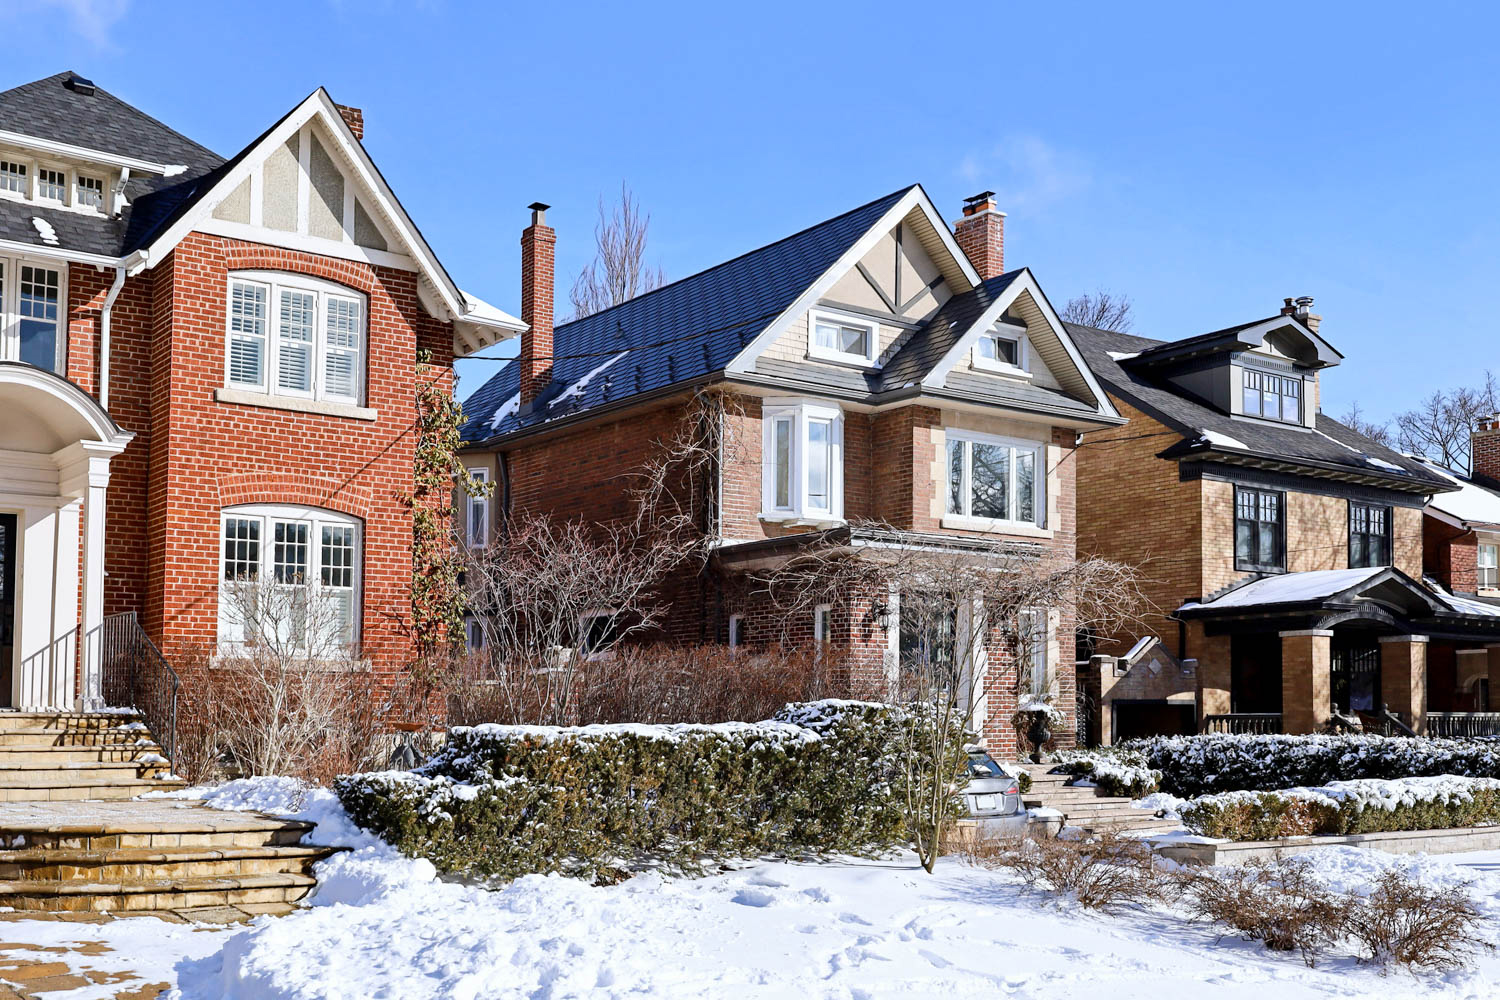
[18, 626, 79, 711]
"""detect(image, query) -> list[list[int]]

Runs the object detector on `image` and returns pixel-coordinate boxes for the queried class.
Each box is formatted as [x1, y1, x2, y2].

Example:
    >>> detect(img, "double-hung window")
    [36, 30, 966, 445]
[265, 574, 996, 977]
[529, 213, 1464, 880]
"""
[762, 400, 844, 522]
[0, 257, 65, 373]
[466, 469, 490, 548]
[1019, 608, 1049, 697]
[218, 504, 362, 654]
[1242, 369, 1302, 423]
[808, 308, 878, 366]
[1348, 502, 1391, 569]
[972, 322, 1028, 375]
[1479, 543, 1499, 589]
[225, 272, 366, 405]
[1234, 486, 1284, 572]
[35, 168, 65, 204]
[945, 430, 1045, 528]
[75, 175, 104, 210]
[0, 161, 26, 196]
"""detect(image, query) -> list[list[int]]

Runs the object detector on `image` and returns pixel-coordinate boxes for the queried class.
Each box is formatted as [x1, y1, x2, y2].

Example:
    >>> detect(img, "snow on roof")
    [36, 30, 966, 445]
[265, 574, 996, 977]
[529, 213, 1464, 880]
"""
[487, 392, 519, 430]
[1444, 592, 1500, 617]
[1196, 429, 1248, 450]
[549, 351, 629, 411]
[1179, 568, 1385, 611]
[460, 292, 524, 331]
[1105, 350, 1139, 361]
[1414, 457, 1500, 528]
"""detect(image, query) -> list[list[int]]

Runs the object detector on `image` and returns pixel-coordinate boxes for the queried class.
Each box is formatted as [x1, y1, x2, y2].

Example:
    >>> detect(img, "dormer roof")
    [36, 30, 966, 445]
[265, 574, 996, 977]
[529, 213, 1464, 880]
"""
[1125, 314, 1343, 371]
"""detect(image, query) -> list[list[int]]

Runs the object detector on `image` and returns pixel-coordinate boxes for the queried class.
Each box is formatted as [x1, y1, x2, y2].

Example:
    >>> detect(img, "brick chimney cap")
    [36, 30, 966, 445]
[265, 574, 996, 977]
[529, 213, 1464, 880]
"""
[528, 202, 551, 213]
[964, 191, 996, 204]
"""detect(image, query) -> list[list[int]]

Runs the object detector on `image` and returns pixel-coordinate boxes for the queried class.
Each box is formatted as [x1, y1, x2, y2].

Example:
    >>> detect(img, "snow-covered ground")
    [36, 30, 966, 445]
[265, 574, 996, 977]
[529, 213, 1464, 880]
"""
[12, 779, 1500, 999]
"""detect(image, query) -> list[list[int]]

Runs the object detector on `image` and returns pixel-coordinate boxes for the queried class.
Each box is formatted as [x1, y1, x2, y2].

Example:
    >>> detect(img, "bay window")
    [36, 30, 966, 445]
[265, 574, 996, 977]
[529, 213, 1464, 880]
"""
[0, 256, 65, 374]
[1348, 502, 1391, 569]
[945, 430, 1044, 528]
[218, 504, 362, 653]
[225, 272, 366, 405]
[762, 400, 844, 522]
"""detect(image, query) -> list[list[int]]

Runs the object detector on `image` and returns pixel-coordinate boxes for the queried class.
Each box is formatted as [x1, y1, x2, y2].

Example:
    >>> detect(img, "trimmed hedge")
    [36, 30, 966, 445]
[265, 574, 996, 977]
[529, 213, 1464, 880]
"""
[1050, 747, 1161, 798]
[1125, 734, 1500, 798]
[336, 701, 966, 882]
[1179, 776, 1500, 840]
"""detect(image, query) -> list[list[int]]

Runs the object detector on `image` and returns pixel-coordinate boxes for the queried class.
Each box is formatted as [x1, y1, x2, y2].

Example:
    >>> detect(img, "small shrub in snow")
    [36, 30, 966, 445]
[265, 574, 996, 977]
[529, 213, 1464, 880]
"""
[1344, 869, 1490, 972]
[968, 829, 1165, 911]
[1050, 747, 1161, 798]
[1125, 733, 1500, 797]
[1178, 775, 1500, 839]
[1180, 857, 1350, 967]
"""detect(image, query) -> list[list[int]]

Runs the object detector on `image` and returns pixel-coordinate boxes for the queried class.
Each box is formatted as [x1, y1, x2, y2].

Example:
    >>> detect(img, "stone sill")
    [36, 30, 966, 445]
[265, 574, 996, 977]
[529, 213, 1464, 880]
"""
[215, 388, 378, 422]
[940, 514, 1053, 539]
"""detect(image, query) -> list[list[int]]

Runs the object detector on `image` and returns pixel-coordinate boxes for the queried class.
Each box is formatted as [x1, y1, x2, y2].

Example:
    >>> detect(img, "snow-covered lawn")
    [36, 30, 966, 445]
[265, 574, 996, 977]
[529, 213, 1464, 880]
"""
[12, 780, 1500, 999]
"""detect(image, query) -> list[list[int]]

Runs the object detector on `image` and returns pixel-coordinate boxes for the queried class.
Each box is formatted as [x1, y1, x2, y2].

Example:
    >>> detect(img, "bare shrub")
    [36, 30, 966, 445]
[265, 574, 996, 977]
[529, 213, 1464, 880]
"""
[969, 829, 1165, 911]
[1345, 870, 1489, 972]
[1180, 856, 1350, 967]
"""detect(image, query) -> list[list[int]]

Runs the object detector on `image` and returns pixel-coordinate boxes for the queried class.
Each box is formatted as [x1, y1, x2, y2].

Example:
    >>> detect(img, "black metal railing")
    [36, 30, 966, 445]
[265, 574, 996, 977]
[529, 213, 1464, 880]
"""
[97, 612, 180, 764]
[1202, 713, 1282, 735]
[1428, 713, 1500, 739]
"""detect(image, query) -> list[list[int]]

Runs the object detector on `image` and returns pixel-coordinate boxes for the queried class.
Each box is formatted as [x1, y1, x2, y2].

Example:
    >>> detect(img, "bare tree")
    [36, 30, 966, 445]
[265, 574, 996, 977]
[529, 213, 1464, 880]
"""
[1062, 290, 1134, 332]
[1388, 373, 1498, 474]
[1339, 402, 1393, 448]
[568, 183, 667, 320]
[750, 524, 1148, 872]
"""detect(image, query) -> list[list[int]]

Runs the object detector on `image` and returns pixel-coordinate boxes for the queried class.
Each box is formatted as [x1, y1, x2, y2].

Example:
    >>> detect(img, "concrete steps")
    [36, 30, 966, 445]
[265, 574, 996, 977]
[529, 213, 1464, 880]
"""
[0, 712, 184, 801]
[1016, 765, 1181, 835]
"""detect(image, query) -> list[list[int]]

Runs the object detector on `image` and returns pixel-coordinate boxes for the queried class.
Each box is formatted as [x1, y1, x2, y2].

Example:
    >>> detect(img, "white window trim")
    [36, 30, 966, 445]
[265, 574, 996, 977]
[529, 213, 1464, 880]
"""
[728, 614, 743, 648]
[760, 399, 845, 525]
[813, 604, 832, 643]
[942, 427, 1048, 533]
[971, 321, 1032, 378]
[1479, 541, 1499, 591]
[74, 173, 105, 211]
[216, 503, 363, 653]
[465, 468, 490, 549]
[1019, 607, 1053, 699]
[807, 307, 880, 369]
[0, 153, 112, 216]
[33, 162, 69, 207]
[0, 254, 68, 374]
[224, 270, 366, 406]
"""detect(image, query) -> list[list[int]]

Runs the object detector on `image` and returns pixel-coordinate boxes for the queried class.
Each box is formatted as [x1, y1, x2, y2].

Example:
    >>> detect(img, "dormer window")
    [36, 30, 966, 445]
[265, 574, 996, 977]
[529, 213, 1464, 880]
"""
[75, 174, 104, 210]
[1242, 369, 1301, 424]
[0, 162, 25, 196]
[809, 308, 877, 366]
[973, 322, 1028, 375]
[36, 168, 65, 204]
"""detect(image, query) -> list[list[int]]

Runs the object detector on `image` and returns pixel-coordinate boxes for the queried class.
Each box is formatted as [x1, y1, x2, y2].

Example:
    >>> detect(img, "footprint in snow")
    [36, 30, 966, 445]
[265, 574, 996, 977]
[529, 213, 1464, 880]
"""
[801, 887, 831, 903]
[732, 887, 779, 907]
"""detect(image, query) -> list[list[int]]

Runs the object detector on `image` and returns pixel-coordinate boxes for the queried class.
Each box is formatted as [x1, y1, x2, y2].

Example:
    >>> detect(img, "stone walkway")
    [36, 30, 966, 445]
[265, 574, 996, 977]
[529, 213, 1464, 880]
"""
[0, 912, 206, 999]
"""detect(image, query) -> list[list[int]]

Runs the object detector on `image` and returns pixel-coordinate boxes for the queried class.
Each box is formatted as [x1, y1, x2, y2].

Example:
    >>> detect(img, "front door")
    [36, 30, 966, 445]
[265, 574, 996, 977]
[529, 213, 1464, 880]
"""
[0, 514, 13, 706]
[1332, 638, 1381, 714]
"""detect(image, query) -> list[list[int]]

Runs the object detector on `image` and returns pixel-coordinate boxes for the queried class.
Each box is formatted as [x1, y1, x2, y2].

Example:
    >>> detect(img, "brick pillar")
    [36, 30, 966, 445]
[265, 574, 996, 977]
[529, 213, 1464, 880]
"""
[519, 202, 556, 409]
[1280, 629, 1333, 734]
[1380, 635, 1429, 733]
[952, 192, 1006, 280]
[1187, 621, 1232, 725]
[1488, 645, 1500, 712]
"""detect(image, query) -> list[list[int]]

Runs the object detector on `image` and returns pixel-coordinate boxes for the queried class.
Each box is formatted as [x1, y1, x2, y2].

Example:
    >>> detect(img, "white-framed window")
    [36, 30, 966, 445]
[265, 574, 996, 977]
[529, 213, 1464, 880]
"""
[808, 308, 878, 367]
[225, 271, 366, 405]
[0, 161, 25, 196]
[1019, 608, 1049, 697]
[972, 322, 1029, 375]
[0, 256, 66, 374]
[217, 504, 362, 652]
[464, 617, 485, 652]
[761, 399, 844, 522]
[728, 614, 743, 648]
[814, 604, 832, 643]
[466, 468, 490, 548]
[945, 429, 1045, 528]
[35, 167, 66, 204]
[75, 174, 104, 210]
[1480, 543, 1499, 589]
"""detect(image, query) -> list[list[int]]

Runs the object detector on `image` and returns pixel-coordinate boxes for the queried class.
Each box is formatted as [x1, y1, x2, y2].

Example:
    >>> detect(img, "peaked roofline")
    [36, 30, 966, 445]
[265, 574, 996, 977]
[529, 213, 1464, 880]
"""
[1127, 314, 1343, 370]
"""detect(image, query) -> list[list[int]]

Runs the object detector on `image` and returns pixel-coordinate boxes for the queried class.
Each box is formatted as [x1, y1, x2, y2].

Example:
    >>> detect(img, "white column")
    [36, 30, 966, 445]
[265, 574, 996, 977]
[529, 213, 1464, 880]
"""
[79, 461, 109, 711]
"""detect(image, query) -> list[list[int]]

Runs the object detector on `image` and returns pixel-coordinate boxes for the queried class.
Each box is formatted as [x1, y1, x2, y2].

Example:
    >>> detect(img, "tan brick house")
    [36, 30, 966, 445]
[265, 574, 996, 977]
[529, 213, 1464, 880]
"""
[459, 188, 1122, 754]
[1072, 306, 1500, 741]
[0, 72, 521, 713]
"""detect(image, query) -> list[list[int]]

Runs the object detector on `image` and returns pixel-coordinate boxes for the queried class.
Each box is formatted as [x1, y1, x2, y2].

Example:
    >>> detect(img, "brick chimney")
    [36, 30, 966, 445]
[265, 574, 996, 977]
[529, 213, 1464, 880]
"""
[1279, 295, 1322, 334]
[1474, 415, 1500, 484]
[953, 191, 1006, 281]
[519, 202, 556, 409]
[335, 104, 364, 140]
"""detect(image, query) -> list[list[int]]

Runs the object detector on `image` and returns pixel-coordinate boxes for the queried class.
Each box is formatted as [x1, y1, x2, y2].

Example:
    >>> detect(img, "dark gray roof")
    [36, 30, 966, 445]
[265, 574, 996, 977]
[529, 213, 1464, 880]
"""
[0, 71, 224, 257]
[875, 270, 1021, 391]
[461, 186, 917, 444]
[1070, 324, 1450, 492]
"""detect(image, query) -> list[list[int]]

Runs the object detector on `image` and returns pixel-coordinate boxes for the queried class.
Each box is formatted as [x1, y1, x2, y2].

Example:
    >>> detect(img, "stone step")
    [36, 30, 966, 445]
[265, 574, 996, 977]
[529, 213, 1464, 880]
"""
[0, 746, 165, 764]
[0, 713, 143, 733]
[0, 871, 318, 913]
[0, 844, 338, 882]
[0, 778, 188, 803]
[0, 729, 159, 747]
[0, 802, 315, 851]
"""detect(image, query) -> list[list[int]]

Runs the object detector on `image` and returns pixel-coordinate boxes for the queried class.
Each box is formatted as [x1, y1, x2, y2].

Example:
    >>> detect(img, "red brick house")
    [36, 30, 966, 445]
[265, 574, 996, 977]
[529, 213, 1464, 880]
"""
[1072, 309, 1500, 741]
[0, 72, 522, 712]
[458, 188, 1122, 754]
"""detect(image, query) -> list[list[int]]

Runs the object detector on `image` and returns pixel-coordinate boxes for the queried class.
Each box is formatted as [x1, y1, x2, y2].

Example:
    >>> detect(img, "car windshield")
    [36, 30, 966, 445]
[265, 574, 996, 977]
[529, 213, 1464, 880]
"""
[965, 753, 1004, 778]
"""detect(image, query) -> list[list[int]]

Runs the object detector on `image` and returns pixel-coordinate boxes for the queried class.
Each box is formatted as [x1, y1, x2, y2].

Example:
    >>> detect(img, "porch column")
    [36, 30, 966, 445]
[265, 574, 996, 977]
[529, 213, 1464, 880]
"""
[60, 449, 113, 712]
[1487, 645, 1500, 712]
[1380, 635, 1428, 734]
[1280, 629, 1332, 734]
[1188, 621, 1232, 725]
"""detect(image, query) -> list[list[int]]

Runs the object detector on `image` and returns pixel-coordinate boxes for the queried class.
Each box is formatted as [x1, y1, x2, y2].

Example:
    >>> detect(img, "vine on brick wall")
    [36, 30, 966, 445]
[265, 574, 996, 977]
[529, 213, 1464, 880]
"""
[404, 349, 492, 670]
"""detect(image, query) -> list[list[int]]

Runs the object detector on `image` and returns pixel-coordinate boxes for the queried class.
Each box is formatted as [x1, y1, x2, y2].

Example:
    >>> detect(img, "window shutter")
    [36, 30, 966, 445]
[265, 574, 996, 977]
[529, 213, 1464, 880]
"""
[228, 282, 267, 387]
[277, 290, 316, 392]
[323, 296, 362, 400]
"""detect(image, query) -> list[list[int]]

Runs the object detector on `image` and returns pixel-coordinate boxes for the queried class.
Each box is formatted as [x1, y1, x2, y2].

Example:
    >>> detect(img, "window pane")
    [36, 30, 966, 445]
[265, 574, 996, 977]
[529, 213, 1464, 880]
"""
[0, 161, 25, 194]
[229, 282, 267, 386]
[947, 439, 965, 515]
[838, 325, 868, 357]
[277, 290, 316, 392]
[18, 265, 60, 372]
[807, 418, 832, 510]
[1235, 520, 1254, 565]
[773, 418, 791, 508]
[320, 525, 355, 588]
[970, 442, 1009, 519]
[222, 518, 261, 580]
[324, 297, 362, 399]
[37, 169, 65, 201]
[813, 322, 838, 351]
[273, 521, 309, 583]
[77, 175, 104, 209]
[1258, 521, 1278, 565]
[995, 337, 1018, 365]
[1016, 449, 1036, 523]
[976, 336, 996, 360]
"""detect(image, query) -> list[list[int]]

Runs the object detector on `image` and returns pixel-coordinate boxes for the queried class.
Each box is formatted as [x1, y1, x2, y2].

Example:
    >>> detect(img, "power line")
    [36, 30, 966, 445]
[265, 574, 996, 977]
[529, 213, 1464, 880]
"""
[459, 311, 778, 363]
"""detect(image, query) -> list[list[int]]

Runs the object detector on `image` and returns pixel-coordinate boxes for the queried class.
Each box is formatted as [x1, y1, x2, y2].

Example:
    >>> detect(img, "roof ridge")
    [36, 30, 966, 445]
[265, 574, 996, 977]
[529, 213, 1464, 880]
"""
[553, 184, 918, 334]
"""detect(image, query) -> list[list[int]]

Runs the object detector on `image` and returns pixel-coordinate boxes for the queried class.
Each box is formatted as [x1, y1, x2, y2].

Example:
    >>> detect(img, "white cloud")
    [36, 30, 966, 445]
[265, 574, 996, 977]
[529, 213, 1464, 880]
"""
[5, 0, 130, 49]
[956, 136, 1091, 213]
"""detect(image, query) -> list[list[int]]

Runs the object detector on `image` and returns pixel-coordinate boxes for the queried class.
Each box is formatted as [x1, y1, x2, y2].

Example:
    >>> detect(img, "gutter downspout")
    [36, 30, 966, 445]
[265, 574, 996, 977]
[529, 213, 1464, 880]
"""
[99, 267, 126, 411]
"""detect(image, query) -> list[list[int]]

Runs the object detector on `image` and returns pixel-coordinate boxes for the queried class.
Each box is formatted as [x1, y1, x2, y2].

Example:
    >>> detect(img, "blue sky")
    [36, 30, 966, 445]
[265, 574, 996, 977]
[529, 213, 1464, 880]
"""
[11, 0, 1499, 418]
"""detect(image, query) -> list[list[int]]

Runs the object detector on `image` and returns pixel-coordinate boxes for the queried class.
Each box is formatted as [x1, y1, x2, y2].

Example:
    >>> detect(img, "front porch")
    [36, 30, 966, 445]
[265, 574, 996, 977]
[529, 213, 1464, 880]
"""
[0, 362, 133, 712]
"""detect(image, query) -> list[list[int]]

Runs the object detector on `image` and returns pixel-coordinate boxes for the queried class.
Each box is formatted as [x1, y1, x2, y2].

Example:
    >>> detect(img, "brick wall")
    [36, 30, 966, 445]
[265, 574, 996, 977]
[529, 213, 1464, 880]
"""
[1425, 516, 1476, 593]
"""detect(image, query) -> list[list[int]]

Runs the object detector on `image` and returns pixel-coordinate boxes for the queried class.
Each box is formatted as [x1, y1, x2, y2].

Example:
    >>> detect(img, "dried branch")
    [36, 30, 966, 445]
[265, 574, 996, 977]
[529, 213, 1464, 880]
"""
[1062, 290, 1134, 332]
[568, 182, 667, 320]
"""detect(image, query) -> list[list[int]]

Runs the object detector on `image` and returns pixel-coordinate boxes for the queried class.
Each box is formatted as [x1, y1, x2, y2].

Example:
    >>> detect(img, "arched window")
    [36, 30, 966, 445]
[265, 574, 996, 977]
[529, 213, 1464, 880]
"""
[218, 504, 361, 652]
